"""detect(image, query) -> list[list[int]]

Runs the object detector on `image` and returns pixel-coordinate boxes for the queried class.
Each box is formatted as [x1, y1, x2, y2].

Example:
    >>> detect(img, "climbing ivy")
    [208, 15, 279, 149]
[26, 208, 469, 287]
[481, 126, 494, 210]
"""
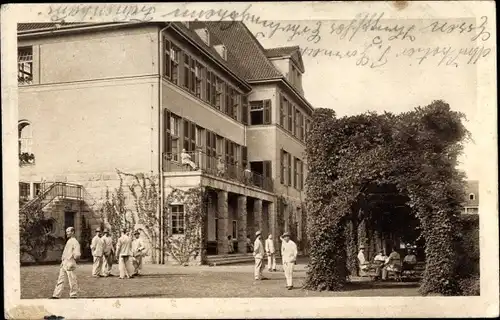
[163, 186, 207, 265]
[305, 100, 470, 295]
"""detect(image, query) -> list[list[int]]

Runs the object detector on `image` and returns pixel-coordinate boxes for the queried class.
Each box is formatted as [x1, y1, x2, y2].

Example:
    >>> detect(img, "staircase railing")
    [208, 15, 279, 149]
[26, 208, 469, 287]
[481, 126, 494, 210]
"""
[20, 182, 85, 212]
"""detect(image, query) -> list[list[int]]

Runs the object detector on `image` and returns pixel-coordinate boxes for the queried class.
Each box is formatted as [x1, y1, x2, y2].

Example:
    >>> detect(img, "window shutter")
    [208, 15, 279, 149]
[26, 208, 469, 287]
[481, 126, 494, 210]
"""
[263, 99, 271, 124]
[263, 161, 272, 178]
[164, 39, 171, 78]
[242, 95, 249, 125]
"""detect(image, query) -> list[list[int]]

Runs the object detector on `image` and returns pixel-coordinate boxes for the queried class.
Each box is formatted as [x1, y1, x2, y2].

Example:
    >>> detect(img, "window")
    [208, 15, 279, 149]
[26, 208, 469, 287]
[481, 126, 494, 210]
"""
[206, 70, 212, 104]
[298, 160, 304, 190]
[215, 77, 224, 110]
[294, 158, 303, 190]
[164, 110, 181, 161]
[215, 44, 227, 60]
[469, 193, 475, 201]
[183, 119, 196, 152]
[293, 158, 298, 188]
[170, 45, 181, 85]
[250, 100, 271, 125]
[205, 71, 216, 106]
[195, 62, 204, 98]
[19, 182, 30, 200]
[205, 130, 217, 170]
[287, 102, 293, 132]
[231, 90, 241, 121]
[242, 146, 248, 169]
[171, 205, 185, 235]
[279, 95, 287, 128]
[33, 182, 42, 197]
[242, 95, 249, 125]
[280, 149, 291, 185]
[296, 110, 303, 140]
[305, 118, 311, 140]
[183, 54, 196, 92]
[225, 84, 232, 116]
[18, 47, 33, 85]
[18, 121, 32, 155]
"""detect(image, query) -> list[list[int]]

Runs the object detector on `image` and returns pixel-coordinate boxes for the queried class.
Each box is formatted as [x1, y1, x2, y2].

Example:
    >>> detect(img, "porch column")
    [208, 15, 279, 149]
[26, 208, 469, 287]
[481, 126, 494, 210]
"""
[217, 190, 229, 255]
[254, 199, 263, 233]
[237, 195, 247, 254]
[268, 201, 278, 254]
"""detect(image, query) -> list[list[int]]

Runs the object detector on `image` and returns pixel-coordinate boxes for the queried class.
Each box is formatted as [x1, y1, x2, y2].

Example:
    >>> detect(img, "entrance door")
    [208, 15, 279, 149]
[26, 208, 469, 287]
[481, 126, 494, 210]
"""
[64, 211, 75, 231]
[214, 218, 219, 255]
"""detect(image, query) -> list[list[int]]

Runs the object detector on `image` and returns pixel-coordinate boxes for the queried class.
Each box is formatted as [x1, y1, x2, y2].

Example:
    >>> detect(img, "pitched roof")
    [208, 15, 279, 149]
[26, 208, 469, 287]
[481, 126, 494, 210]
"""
[18, 22, 89, 32]
[204, 21, 283, 81]
[265, 46, 305, 73]
[264, 46, 300, 58]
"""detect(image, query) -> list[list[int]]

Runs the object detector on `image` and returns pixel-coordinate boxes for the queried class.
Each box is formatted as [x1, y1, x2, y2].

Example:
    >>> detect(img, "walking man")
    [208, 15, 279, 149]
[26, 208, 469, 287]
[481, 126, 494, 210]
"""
[253, 231, 266, 281]
[131, 230, 145, 276]
[116, 228, 134, 279]
[91, 227, 104, 277]
[265, 234, 277, 272]
[101, 229, 114, 277]
[281, 232, 298, 290]
[51, 227, 81, 299]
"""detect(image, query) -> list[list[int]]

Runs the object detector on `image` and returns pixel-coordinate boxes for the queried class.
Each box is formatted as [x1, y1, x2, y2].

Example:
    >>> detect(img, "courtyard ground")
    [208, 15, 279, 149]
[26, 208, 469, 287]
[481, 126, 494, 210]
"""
[20, 258, 420, 299]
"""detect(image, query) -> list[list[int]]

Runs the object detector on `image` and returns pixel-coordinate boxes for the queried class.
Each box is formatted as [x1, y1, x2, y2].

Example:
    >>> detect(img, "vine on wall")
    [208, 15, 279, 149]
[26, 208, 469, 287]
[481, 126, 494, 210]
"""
[163, 186, 207, 266]
[305, 101, 470, 295]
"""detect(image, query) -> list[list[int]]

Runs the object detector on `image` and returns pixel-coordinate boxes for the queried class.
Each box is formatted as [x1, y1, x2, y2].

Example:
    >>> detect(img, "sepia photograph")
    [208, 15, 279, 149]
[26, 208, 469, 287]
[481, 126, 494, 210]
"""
[2, 1, 498, 319]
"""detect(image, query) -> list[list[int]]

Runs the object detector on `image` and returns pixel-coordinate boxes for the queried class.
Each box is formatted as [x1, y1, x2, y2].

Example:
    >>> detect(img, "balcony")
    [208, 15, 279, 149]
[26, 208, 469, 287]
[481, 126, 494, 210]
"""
[163, 151, 274, 193]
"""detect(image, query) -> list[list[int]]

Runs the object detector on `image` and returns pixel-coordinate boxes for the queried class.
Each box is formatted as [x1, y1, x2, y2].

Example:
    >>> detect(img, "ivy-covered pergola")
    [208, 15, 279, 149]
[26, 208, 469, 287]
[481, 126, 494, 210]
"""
[304, 100, 471, 295]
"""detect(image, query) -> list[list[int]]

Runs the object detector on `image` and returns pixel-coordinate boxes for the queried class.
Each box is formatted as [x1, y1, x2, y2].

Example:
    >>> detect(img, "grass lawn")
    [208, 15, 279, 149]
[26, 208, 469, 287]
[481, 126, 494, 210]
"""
[21, 259, 420, 299]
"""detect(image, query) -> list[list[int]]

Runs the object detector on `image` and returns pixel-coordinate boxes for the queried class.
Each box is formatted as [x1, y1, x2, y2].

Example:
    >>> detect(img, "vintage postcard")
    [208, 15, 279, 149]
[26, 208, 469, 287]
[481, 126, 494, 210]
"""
[2, 1, 498, 319]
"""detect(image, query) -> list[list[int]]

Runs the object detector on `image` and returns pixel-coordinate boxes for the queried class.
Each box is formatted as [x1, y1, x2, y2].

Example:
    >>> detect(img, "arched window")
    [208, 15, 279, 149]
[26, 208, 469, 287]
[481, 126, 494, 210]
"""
[469, 193, 475, 201]
[18, 120, 32, 154]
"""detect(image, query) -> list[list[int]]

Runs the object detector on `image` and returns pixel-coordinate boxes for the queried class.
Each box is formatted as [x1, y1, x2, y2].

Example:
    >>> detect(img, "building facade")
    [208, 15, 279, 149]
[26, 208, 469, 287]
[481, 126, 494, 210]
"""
[462, 180, 479, 214]
[17, 21, 313, 264]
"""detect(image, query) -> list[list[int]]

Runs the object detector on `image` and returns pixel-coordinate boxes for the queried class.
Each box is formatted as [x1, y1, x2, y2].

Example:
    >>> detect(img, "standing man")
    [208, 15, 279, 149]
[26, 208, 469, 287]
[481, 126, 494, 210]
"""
[51, 227, 81, 299]
[253, 231, 266, 281]
[116, 228, 133, 279]
[90, 227, 104, 277]
[131, 230, 145, 276]
[265, 234, 277, 272]
[101, 229, 114, 277]
[281, 232, 298, 290]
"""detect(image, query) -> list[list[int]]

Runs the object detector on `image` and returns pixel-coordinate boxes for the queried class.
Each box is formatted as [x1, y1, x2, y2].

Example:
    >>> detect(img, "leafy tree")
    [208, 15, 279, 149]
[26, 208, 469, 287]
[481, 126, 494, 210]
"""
[19, 200, 62, 262]
[305, 100, 470, 295]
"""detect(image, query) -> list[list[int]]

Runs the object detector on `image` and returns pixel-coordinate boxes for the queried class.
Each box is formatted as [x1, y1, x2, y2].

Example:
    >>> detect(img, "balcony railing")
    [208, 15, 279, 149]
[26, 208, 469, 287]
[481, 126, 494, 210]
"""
[163, 151, 274, 193]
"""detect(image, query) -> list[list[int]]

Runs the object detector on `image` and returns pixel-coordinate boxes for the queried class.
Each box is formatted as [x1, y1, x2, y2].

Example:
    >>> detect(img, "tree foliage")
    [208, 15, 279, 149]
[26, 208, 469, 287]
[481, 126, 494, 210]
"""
[305, 100, 470, 295]
[19, 200, 62, 262]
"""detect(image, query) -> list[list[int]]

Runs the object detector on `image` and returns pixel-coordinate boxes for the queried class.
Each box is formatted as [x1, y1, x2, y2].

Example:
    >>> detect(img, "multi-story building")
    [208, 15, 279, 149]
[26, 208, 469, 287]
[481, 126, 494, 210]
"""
[462, 180, 479, 214]
[17, 21, 314, 264]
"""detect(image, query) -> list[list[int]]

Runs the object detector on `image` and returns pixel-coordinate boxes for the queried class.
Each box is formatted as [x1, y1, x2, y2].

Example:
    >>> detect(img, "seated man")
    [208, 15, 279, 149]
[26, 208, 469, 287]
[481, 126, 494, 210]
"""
[402, 250, 417, 272]
[181, 149, 198, 170]
[382, 247, 402, 281]
[372, 250, 387, 279]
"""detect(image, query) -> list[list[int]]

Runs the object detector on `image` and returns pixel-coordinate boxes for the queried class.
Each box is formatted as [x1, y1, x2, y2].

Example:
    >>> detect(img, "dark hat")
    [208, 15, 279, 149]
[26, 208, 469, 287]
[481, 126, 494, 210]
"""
[134, 230, 140, 235]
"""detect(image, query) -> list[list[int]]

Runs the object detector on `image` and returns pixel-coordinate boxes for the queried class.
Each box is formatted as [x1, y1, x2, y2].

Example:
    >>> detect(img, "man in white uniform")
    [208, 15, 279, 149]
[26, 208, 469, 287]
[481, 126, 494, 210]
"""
[131, 230, 145, 276]
[280, 232, 298, 290]
[90, 227, 104, 277]
[101, 229, 114, 277]
[51, 227, 81, 299]
[116, 228, 134, 279]
[357, 245, 369, 271]
[265, 234, 277, 272]
[253, 231, 266, 281]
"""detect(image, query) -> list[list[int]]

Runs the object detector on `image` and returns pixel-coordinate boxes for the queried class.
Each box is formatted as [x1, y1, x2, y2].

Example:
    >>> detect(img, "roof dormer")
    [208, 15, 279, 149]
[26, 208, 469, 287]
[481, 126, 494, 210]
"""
[195, 28, 210, 46]
[214, 44, 227, 60]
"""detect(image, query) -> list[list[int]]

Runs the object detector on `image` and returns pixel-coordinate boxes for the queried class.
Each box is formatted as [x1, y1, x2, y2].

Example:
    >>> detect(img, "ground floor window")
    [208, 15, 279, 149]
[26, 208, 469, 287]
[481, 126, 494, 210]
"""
[171, 205, 185, 234]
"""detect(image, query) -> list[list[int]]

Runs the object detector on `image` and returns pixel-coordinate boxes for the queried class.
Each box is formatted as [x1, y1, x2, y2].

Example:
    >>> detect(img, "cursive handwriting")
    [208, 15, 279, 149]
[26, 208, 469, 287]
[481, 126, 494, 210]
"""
[330, 12, 417, 42]
[421, 16, 491, 42]
[47, 4, 156, 22]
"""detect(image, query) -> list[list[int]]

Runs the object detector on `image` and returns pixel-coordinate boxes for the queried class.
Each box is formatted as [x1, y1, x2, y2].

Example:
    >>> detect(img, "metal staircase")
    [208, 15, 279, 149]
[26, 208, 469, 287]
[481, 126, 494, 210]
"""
[20, 182, 95, 212]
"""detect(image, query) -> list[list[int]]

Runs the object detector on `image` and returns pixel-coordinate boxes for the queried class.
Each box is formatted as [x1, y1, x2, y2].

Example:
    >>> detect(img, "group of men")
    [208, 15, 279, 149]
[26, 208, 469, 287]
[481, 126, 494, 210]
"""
[90, 227, 146, 279]
[253, 230, 298, 290]
[50, 226, 145, 299]
[358, 245, 418, 280]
